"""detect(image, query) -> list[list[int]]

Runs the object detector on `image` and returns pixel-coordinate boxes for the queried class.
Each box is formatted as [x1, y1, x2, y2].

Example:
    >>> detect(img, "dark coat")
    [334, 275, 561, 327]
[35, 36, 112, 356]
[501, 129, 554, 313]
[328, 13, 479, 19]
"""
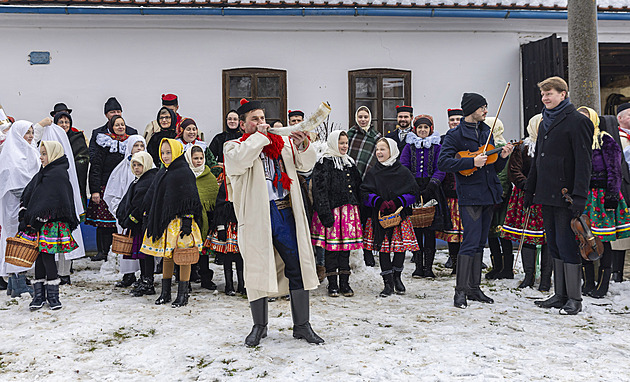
[507, 142, 533, 191]
[600, 115, 630, 203]
[525, 103, 593, 207]
[117, 168, 158, 236]
[67, 129, 89, 207]
[209, 129, 242, 163]
[311, 158, 362, 227]
[437, 120, 507, 206]
[385, 129, 408, 152]
[88, 122, 137, 162]
[88, 137, 124, 194]
[590, 134, 622, 202]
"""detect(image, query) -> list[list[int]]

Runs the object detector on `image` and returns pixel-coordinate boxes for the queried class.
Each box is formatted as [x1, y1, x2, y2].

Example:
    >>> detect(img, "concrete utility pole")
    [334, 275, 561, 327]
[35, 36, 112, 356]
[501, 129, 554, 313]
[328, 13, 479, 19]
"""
[568, 0, 601, 113]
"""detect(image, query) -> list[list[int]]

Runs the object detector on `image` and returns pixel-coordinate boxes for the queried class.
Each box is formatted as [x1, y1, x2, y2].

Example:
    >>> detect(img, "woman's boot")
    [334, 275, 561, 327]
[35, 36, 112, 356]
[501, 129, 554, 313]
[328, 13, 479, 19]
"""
[485, 238, 503, 279]
[155, 278, 172, 305]
[326, 273, 339, 297]
[29, 279, 46, 311]
[581, 261, 595, 295]
[495, 239, 514, 279]
[411, 251, 424, 278]
[224, 263, 236, 296]
[339, 272, 354, 297]
[45, 279, 62, 310]
[423, 248, 436, 278]
[172, 281, 190, 307]
[393, 269, 406, 295]
[245, 298, 268, 347]
[12, 273, 33, 298]
[379, 273, 394, 297]
[538, 245, 552, 292]
[518, 246, 536, 288]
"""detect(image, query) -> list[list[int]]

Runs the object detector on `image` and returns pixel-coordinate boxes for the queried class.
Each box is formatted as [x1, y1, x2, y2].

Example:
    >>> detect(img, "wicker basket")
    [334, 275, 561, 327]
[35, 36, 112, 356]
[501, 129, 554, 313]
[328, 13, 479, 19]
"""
[378, 207, 403, 229]
[5, 236, 39, 267]
[173, 247, 200, 265]
[411, 206, 435, 228]
[112, 231, 133, 256]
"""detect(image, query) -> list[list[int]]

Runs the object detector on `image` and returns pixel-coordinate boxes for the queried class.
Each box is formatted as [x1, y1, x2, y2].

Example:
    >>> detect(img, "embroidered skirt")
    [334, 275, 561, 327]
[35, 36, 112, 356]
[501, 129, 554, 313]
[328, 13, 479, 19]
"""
[203, 222, 240, 255]
[18, 221, 78, 254]
[311, 204, 363, 251]
[585, 188, 630, 242]
[85, 185, 117, 228]
[500, 187, 546, 245]
[363, 217, 420, 253]
[436, 198, 463, 243]
[140, 218, 203, 258]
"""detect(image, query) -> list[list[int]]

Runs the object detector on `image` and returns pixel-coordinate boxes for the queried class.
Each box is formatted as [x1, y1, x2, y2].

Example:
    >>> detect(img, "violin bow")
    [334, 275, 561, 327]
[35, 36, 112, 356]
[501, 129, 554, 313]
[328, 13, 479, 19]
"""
[513, 206, 531, 271]
[483, 82, 511, 155]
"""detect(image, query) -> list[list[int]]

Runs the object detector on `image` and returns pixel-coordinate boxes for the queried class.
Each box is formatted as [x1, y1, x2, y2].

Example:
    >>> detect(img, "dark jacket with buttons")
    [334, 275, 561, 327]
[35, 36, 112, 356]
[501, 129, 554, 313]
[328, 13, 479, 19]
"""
[525, 103, 593, 207]
[385, 128, 410, 152]
[437, 120, 507, 206]
[311, 158, 362, 226]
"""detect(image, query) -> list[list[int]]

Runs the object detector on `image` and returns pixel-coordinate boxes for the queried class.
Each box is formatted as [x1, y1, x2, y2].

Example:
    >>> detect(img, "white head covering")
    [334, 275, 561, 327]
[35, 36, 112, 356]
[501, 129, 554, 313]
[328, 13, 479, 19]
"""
[355, 106, 373, 132]
[130, 151, 154, 179]
[184, 144, 206, 178]
[103, 135, 147, 216]
[379, 137, 400, 167]
[485, 117, 507, 146]
[41, 141, 65, 164]
[319, 130, 355, 170]
[525, 114, 542, 158]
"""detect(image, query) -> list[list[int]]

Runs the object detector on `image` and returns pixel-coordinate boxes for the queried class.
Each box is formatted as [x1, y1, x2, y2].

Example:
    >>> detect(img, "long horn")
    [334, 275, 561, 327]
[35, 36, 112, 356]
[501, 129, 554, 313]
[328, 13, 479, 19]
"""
[268, 102, 332, 136]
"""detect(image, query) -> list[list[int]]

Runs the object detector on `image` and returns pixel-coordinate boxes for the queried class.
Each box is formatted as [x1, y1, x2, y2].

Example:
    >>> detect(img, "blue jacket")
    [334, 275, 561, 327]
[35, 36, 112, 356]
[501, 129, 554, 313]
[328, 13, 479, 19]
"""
[437, 120, 507, 206]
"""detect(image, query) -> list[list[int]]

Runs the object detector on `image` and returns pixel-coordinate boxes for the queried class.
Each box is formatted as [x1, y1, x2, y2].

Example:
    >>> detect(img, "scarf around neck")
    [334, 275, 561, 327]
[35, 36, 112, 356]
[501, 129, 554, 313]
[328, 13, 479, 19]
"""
[320, 130, 355, 170]
[541, 97, 570, 132]
[240, 132, 293, 192]
[379, 137, 400, 167]
[184, 144, 206, 178]
[405, 131, 441, 149]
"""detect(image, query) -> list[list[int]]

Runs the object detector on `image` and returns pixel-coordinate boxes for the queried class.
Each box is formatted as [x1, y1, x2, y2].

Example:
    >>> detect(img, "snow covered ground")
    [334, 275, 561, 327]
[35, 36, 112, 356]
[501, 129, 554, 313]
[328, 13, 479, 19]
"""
[2, 249, 630, 381]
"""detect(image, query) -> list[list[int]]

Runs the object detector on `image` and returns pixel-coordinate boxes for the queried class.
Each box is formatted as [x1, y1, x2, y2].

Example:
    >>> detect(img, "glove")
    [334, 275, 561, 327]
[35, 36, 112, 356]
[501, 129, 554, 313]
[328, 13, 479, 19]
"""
[570, 195, 587, 218]
[523, 192, 534, 209]
[426, 179, 440, 195]
[320, 213, 335, 228]
[380, 200, 396, 215]
[180, 216, 193, 238]
[18, 220, 28, 233]
[604, 197, 619, 211]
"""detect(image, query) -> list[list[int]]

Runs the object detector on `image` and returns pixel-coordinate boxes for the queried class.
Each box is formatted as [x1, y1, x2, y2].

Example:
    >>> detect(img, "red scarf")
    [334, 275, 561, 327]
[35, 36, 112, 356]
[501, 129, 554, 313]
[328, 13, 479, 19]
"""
[619, 126, 630, 142]
[240, 132, 292, 190]
[107, 132, 129, 141]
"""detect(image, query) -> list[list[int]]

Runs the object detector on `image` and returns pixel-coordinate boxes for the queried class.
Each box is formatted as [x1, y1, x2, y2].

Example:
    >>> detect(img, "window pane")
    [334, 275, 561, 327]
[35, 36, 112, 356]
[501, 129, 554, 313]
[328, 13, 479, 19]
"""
[258, 77, 280, 97]
[383, 99, 404, 119]
[383, 77, 404, 98]
[383, 120, 397, 135]
[355, 77, 377, 98]
[230, 76, 252, 98]
[260, 99, 280, 120]
[355, 99, 376, 120]
[229, 99, 241, 112]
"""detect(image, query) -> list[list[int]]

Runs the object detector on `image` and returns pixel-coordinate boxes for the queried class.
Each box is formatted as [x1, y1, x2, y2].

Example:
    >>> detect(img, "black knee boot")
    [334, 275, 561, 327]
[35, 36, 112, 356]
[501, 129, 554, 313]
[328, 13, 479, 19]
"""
[589, 244, 613, 298]
[423, 248, 436, 278]
[172, 281, 190, 307]
[155, 278, 172, 305]
[611, 249, 625, 283]
[485, 238, 502, 280]
[581, 261, 595, 295]
[536, 258, 567, 308]
[454, 254, 472, 309]
[326, 272, 339, 297]
[560, 262, 583, 315]
[235, 257, 246, 295]
[518, 246, 536, 288]
[495, 238, 514, 279]
[412, 251, 424, 278]
[290, 289, 324, 344]
[467, 252, 494, 304]
[245, 298, 268, 347]
[380, 273, 394, 297]
[538, 245, 552, 292]
[224, 259, 235, 296]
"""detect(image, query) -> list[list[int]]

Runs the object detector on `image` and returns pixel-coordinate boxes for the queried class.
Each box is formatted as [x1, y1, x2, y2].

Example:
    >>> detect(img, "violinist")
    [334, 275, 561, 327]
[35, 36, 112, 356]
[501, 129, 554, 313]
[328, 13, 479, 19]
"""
[437, 92, 513, 309]
[524, 76, 594, 315]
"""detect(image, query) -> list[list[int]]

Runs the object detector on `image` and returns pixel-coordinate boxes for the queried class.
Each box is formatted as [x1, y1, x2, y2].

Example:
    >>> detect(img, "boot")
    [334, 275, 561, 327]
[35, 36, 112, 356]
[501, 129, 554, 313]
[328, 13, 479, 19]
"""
[379, 273, 394, 297]
[155, 278, 172, 305]
[12, 273, 33, 298]
[214, 252, 224, 265]
[444, 256, 453, 269]
[393, 270, 406, 295]
[29, 279, 46, 311]
[245, 298, 268, 347]
[611, 249, 625, 283]
[200, 269, 217, 290]
[363, 249, 376, 267]
[588, 267, 612, 299]
[454, 254, 473, 309]
[91, 251, 107, 261]
[224, 265, 236, 296]
[0, 277, 7, 291]
[91, 230, 106, 261]
[485, 243, 503, 279]
[236, 266, 246, 295]
[316, 265, 326, 282]
[115, 273, 136, 288]
[290, 288, 324, 344]
[495, 246, 514, 279]
[131, 276, 155, 297]
[45, 279, 62, 310]
[423, 249, 436, 278]
[581, 262, 595, 295]
[339, 272, 354, 297]
[518, 246, 536, 288]
[538, 246, 552, 292]
[59, 275, 71, 286]
[190, 264, 201, 283]
[451, 253, 458, 275]
[172, 281, 190, 307]
[6, 275, 13, 296]
[467, 253, 494, 304]
[411, 251, 424, 278]
[326, 273, 339, 297]
[536, 258, 566, 308]
[560, 263, 583, 315]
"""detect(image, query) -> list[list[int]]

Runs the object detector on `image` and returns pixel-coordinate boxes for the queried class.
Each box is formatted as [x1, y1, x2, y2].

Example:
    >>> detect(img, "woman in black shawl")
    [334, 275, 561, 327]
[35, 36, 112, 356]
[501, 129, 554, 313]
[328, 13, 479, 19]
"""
[360, 138, 420, 297]
[54, 111, 89, 210]
[17, 141, 79, 311]
[208, 110, 241, 163]
[146, 107, 177, 168]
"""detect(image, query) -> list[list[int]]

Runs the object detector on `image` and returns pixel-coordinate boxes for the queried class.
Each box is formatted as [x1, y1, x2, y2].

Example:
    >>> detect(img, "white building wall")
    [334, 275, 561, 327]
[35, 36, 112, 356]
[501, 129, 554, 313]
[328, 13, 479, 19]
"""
[2, 13, 630, 141]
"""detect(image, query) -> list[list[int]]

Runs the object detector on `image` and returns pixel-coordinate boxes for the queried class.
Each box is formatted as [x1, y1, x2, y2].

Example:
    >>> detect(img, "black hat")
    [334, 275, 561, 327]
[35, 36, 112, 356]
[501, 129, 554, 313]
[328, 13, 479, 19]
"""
[618, 103, 630, 115]
[396, 105, 413, 114]
[288, 110, 304, 118]
[237, 98, 263, 117]
[104, 97, 122, 114]
[162, 93, 178, 106]
[461, 93, 487, 116]
[414, 117, 433, 128]
[53, 111, 73, 127]
[50, 103, 72, 117]
[447, 108, 464, 117]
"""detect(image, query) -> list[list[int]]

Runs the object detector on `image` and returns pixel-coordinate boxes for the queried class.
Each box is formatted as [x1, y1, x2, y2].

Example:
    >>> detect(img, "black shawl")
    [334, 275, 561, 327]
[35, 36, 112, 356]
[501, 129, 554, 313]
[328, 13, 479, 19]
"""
[360, 160, 419, 249]
[143, 155, 202, 240]
[67, 129, 89, 207]
[116, 168, 158, 236]
[21, 155, 79, 231]
[208, 181, 238, 231]
[209, 111, 242, 163]
[147, 107, 177, 168]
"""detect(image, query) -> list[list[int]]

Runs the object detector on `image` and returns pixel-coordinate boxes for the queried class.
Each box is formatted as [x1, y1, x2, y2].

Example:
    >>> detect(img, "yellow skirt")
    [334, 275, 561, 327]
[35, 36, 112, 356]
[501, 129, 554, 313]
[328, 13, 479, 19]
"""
[141, 218, 203, 258]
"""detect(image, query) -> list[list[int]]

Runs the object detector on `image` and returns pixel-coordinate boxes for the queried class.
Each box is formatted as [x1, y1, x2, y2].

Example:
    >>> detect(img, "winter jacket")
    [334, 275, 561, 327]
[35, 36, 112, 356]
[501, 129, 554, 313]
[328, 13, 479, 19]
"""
[400, 143, 445, 182]
[88, 135, 125, 194]
[385, 128, 410, 152]
[507, 142, 533, 191]
[88, 123, 137, 162]
[311, 158, 362, 227]
[600, 115, 630, 203]
[590, 134, 622, 202]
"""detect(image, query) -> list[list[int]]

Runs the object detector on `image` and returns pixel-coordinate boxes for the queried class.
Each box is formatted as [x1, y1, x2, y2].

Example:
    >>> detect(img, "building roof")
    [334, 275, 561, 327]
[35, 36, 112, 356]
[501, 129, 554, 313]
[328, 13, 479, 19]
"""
[0, 0, 629, 10]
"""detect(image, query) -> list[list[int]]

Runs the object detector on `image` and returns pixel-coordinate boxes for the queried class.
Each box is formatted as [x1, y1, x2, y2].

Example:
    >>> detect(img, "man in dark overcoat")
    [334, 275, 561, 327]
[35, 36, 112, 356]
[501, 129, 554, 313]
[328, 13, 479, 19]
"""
[385, 105, 413, 151]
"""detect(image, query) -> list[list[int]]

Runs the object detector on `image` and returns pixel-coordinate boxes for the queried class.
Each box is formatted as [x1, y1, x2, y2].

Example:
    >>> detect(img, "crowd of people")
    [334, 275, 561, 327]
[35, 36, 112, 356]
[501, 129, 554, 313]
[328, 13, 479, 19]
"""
[0, 76, 629, 346]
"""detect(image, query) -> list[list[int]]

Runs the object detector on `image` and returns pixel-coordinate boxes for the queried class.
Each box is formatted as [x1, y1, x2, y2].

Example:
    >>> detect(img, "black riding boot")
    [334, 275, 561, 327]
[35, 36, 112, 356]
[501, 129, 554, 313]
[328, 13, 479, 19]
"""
[290, 288, 324, 344]
[589, 244, 613, 298]
[581, 261, 595, 295]
[467, 252, 494, 303]
[611, 249, 625, 283]
[448, 242, 460, 275]
[224, 261, 236, 296]
[172, 281, 190, 307]
[536, 258, 566, 308]
[245, 298, 268, 347]
[155, 278, 172, 305]
[518, 246, 536, 288]
[380, 273, 394, 297]
[393, 270, 406, 295]
[560, 263, 583, 315]
[538, 245, 552, 292]
[454, 254, 472, 309]
[423, 248, 436, 278]
[495, 238, 514, 279]
[411, 251, 424, 278]
[485, 238, 502, 280]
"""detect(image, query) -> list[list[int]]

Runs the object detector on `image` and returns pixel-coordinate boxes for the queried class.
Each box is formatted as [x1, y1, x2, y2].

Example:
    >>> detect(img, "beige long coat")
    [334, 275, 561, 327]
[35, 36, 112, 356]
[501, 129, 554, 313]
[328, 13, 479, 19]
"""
[224, 132, 319, 301]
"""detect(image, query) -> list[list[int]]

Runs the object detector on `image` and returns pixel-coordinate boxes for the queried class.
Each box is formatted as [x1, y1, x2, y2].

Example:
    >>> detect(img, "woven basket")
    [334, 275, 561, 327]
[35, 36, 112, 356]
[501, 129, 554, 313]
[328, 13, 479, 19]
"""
[173, 247, 200, 265]
[378, 207, 403, 229]
[5, 236, 39, 267]
[112, 231, 133, 256]
[411, 206, 435, 228]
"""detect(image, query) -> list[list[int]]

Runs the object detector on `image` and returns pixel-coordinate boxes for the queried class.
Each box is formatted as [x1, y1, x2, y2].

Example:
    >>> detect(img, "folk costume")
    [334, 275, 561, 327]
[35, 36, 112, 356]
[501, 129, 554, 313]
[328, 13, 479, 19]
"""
[361, 138, 420, 297]
[146, 107, 177, 168]
[579, 107, 630, 299]
[400, 115, 448, 279]
[385, 105, 414, 151]
[17, 141, 79, 310]
[437, 93, 508, 309]
[88, 97, 137, 161]
[209, 110, 242, 164]
[501, 114, 552, 291]
[184, 144, 220, 291]
[177, 118, 208, 152]
[224, 98, 323, 347]
[141, 138, 203, 307]
[311, 130, 363, 297]
[54, 112, 89, 211]
[143, 94, 183, 144]
[117, 151, 158, 297]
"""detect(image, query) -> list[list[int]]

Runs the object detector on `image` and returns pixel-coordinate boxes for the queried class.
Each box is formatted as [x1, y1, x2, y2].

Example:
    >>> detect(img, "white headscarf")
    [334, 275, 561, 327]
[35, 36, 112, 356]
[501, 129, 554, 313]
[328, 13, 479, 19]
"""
[103, 135, 147, 216]
[41, 141, 64, 164]
[485, 117, 508, 146]
[130, 151, 154, 179]
[525, 114, 542, 158]
[184, 144, 206, 178]
[379, 137, 400, 167]
[319, 130, 355, 170]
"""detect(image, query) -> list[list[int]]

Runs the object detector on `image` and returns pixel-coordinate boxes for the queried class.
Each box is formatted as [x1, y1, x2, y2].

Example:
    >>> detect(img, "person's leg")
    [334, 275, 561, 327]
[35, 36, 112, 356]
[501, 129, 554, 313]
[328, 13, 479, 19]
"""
[338, 251, 353, 297]
[581, 257, 595, 295]
[486, 237, 502, 279]
[518, 243, 536, 288]
[589, 242, 613, 298]
[448, 242, 460, 275]
[495, 237, 514, 279]
[172, 264, 191, 307]
[552, 207, 582, 314]
[42, 254, 62, 310]
[155, 257, 174, 305]
[412, 227, 424, 272]
[325, 250, 339, 297]
[392, 252, 406, 294]
[467, 205, 494, 304]
[611, 249, 626, 283]
[538, 244, 553, 292]
[198, 254, 217, 290]
[30, 254, 47, 310]
[235, 253, 246, 295]
[423, 230, 437, 278]
[315, 246, 326, 282]
[536, 206, 568, 308]
[57, 253, 72, 285]
[454, 204, 484, 308]
[379, 252, 394, 297]
[223, 254, 235, 295]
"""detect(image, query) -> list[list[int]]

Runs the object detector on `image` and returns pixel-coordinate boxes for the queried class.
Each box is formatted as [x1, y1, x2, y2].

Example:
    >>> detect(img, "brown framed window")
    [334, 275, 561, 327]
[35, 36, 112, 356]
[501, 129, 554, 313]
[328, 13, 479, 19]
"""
[222, 68, 287, 127]
[348, 69, 411, 136]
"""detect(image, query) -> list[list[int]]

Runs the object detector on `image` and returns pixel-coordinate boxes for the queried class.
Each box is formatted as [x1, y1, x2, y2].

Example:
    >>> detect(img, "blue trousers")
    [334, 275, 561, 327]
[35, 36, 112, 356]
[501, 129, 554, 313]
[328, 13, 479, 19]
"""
[542, 205, 581, 264]
[459, 204, 494, 257]
[270, 201, 304, 290]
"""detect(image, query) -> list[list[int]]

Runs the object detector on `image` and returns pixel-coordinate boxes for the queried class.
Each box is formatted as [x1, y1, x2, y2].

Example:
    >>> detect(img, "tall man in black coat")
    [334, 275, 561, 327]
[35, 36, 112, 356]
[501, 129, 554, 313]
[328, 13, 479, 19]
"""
[385, 105, 413, 151]
[524, 76, 594, 315]
[438, 93, 513, 309]
[88, 97, 137, 161]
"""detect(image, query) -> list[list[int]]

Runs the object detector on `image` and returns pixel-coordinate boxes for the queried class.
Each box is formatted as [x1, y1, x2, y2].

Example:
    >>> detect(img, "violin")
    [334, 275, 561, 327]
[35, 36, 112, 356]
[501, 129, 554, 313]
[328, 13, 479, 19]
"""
[457, 140, 523, 177]
[562, 188, 603, 261]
